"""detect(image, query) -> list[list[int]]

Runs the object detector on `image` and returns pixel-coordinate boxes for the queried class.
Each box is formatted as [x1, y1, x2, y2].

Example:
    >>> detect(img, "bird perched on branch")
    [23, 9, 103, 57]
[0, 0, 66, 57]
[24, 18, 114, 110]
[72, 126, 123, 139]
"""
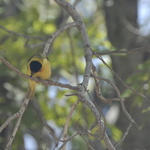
[26, 54, 51, 99]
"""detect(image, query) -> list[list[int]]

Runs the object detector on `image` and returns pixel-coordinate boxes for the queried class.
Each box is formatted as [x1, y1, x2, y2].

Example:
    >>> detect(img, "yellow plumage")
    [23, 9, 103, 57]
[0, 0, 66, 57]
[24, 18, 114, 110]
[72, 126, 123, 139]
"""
[26, 54, 51, 99]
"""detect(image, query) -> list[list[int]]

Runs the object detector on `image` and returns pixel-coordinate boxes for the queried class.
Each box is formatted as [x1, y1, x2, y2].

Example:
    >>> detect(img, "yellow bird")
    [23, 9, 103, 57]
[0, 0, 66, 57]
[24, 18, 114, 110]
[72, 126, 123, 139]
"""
[26, 54, 51, 99]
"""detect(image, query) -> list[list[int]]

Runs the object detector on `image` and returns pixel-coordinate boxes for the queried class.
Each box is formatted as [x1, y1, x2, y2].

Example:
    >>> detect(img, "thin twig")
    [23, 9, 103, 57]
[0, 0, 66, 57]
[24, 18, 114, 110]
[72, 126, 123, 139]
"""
[42, 22, 77, 56]
[31, 100, 61, 143]
[86, 87, 107, 139]
[54, 0, 93, 90]
[92, 63, 115, 104]
[0, 56, 79, 91]
[79, 95, 116, 150]
[0, 25, 44, 40]
[92, 46, 150, 56]
[62, 100, 80, 150]
[92, 75, 138, 127]
[96, 55, 150, 101]
[56, 0, 82, 27]
[80, 135, 95, 150]
[0, 113, 19, 133]
[4, 98, 30, 150]
[58, 131, 80, 150]
[24, 40, 44, 49]
[114, 122, 133, 148]
[67, 30, 79, 84]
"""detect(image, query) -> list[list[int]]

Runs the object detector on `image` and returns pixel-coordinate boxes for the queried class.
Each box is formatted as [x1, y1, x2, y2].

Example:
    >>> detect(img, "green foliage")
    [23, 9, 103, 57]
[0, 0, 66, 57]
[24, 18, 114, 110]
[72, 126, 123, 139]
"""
[122, 60, 150, 110]
[109, 125, 122, 141]
[0, 0, 120, 149]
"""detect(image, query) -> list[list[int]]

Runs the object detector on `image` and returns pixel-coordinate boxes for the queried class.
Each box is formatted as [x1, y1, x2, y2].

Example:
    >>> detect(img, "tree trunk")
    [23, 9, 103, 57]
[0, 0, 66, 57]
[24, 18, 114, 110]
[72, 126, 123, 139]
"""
[103, 0, 150, 149]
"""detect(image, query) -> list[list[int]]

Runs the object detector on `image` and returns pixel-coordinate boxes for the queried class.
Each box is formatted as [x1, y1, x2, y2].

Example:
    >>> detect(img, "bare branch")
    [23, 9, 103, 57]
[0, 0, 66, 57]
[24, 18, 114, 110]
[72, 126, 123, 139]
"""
[55, 0, 82, 27]
[79, 95, 116, 150]
[0, 113, 18, 133]
[0, 25, 44, 40]
[53, 1, 115, 149]
[58, 132, 80, 150]
[42, 22, 77, 56]
[31, 100, 61, 143]
[54, 0, 93, 90]
[2, 97, 30, 150]
[62, 100, 80, 150]
[24, 40, 44, 49]
[80, 135, 95, 150]
[67, 30, 79, 84]
[0, 56, 79, 91]
[95, 54, 150, 101]
[92, 74, 137, 127]
[114, 122, 133, 148]
[92, 46, 150, 56]
[91, 64, 118, 104]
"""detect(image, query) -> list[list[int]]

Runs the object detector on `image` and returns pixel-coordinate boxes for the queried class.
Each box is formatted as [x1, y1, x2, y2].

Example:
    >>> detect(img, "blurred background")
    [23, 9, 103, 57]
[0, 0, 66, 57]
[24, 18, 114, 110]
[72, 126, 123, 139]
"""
[0, 0, 150, 149]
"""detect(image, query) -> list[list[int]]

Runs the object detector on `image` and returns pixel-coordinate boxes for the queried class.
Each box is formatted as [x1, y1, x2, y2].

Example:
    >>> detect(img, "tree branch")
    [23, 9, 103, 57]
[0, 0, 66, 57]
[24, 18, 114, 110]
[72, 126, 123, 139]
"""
[95, 54, 150, 101]
[92, 46, 150, 56]
[79, 95, 116, 150]
[1, 97, 30, 150]
[53, 1, 116, 149]
[42, 22, 77, 56]
[0, 56, 78, 91]
[62, 100, 80, 150]
[54, 0, 93, 90]
[0, 25, 44, 40]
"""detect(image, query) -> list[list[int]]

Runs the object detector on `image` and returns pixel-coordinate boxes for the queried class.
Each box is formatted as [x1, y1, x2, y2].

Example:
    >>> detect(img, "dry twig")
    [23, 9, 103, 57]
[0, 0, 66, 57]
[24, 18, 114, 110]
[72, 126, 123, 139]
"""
[92, 46, 150, 56]
[0, 25, 44, 40]
[114, 122, 133, 148]
[42, 22, 77, 56]
[62, 100, 80, 150]
[92, 64, 119, 104]
[95, 54, 150, 101]
[31, 100, 60, 143]
[0, 56, 78, 91]
[92, 75, 137, 127]
[58, 131, 80, 150]
[0, 98, 30, 150]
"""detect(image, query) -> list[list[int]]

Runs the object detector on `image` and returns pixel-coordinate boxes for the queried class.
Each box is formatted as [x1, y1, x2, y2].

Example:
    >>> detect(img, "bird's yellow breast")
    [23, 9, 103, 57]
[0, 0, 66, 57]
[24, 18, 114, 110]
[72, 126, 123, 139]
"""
[38, 58, 51, 80]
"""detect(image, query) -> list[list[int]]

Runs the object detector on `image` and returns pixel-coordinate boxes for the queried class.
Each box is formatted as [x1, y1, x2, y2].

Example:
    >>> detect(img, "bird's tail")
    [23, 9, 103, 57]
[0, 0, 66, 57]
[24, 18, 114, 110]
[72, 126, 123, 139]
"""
[26, 81, 36, 100]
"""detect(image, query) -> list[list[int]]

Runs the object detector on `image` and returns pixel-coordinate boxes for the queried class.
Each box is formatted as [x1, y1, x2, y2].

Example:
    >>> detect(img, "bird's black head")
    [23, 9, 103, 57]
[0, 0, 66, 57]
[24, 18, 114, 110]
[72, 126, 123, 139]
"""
[30, 61, 42, 76]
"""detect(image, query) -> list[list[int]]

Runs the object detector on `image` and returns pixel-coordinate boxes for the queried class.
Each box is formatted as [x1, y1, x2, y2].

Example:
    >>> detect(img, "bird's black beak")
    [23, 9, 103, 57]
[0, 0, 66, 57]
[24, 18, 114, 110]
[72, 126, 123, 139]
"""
[31, 71, 35, 77]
